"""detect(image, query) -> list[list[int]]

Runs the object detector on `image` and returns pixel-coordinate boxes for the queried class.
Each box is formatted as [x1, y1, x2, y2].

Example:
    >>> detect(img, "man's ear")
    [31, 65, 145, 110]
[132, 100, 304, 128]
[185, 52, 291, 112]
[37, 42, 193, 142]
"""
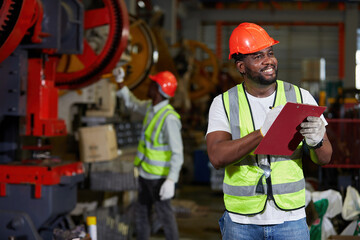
[236, 61, 245, 75]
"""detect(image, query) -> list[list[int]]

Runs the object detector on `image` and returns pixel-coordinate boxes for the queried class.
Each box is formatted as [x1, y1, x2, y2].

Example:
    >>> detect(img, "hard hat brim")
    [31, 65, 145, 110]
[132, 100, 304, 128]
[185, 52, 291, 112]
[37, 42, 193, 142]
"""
[228, 40, 279, 60]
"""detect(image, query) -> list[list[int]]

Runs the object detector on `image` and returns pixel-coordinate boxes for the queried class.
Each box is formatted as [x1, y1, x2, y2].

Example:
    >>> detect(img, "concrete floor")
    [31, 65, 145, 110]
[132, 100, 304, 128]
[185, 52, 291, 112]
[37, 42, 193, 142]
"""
[150, 184, 224, 240]
[77, 178, 224, 239]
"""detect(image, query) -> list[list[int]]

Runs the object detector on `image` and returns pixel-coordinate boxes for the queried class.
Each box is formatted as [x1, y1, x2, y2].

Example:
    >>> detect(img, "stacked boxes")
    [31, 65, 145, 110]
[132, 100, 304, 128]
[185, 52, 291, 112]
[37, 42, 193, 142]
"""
[78, 124, 118, 163]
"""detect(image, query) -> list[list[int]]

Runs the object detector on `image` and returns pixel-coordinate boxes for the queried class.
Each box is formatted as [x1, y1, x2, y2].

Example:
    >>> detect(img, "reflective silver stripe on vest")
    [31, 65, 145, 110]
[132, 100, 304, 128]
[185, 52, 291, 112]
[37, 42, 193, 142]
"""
[283, 82, 297, 103]
[150, 108, 172, 142]
[223, 178, 304, 197]
[136, 151, 171, 167]
[223, 182, 262, 197]
[136, 150, 144, 161]
[145, 141, 171, 151]
[272, 178, 305, 195]
[229, 86, 241, 140]
[145, 108, 173, 151]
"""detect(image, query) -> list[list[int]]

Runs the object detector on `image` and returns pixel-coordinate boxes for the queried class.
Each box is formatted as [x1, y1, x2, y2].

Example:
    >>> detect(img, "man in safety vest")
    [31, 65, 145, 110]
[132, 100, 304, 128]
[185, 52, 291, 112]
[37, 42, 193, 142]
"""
[116, 71, 183, 240]
[206, 22, 332, 239]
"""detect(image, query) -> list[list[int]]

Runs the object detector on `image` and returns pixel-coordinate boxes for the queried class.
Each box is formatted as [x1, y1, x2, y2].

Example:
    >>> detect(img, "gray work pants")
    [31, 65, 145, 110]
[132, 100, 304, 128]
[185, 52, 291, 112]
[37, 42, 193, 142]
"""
[135, 176, 179, 240]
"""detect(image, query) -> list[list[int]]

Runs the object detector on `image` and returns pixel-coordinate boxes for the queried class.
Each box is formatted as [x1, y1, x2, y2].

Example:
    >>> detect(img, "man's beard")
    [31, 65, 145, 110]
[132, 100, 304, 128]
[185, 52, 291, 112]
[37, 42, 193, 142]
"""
[245, 66, 278, 85]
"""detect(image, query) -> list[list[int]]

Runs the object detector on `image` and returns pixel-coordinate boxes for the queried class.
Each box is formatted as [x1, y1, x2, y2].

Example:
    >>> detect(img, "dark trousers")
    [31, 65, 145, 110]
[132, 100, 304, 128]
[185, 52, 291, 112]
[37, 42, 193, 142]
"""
[135, 176, 179, 240]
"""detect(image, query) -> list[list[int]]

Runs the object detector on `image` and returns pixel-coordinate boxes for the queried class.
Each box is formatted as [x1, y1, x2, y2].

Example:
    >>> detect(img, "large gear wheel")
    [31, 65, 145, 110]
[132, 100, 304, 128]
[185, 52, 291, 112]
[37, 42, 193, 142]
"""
[0, 0, 37, 63]
[122, 15, 158, 89]
[174, 39, 219, 101]
[55, 0, 129, 89]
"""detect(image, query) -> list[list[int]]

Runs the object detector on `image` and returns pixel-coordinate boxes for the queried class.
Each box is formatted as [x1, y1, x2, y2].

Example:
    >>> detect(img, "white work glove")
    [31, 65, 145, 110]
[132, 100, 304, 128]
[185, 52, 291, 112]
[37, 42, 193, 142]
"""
[159, 179, 175, 201]
[300, 116, 326, 147]
[260, 105, 284, 136]
[112, 67, 125, 83]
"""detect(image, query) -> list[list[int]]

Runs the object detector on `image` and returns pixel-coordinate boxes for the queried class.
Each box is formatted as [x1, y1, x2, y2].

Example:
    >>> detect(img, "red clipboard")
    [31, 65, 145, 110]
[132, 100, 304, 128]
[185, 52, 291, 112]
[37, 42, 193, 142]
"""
[254, 102, 326, 156]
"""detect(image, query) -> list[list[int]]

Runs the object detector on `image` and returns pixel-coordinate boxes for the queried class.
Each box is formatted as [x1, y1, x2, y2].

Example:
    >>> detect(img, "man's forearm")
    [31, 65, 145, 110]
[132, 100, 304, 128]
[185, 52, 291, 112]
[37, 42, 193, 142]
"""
[167, 152, 183, 182]
[116, 86, 149, 114]
[309, 133, 332, 165]
[207, 130, 263, 169]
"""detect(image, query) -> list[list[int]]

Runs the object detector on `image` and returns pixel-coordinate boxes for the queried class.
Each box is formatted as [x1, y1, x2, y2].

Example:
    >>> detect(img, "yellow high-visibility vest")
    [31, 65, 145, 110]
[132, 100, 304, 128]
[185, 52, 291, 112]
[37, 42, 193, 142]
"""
[222, 80, 305, 215]
[134, 104, 180, 177]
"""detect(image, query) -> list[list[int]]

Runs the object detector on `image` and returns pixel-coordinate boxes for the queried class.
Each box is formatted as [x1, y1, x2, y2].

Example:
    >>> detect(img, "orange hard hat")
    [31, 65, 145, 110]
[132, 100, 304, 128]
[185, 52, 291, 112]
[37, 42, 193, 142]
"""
[149, 71, 178, 98]
[228, 22, 279, 59]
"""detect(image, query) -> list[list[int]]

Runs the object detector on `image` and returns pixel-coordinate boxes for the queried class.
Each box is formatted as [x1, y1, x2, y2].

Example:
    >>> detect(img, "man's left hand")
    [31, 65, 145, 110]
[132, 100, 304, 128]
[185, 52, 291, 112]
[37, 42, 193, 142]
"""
[159, 179, 175, 200]
[300, 116, 325, 147]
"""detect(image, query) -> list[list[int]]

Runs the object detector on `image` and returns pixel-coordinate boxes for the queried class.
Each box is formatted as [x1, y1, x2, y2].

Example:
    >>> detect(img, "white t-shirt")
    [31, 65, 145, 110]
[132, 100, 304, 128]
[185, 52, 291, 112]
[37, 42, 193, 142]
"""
[206, 86, 327, 225]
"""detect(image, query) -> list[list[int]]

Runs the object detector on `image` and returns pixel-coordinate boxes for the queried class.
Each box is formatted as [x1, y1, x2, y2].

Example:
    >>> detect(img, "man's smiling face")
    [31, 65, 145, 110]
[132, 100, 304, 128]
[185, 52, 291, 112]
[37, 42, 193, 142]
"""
[242, 47, 278, 85]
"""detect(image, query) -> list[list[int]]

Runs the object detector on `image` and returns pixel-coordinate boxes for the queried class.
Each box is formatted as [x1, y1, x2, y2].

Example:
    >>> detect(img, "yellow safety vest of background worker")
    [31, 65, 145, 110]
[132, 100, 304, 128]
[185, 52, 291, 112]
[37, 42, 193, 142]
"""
[116, 70, 183, 240]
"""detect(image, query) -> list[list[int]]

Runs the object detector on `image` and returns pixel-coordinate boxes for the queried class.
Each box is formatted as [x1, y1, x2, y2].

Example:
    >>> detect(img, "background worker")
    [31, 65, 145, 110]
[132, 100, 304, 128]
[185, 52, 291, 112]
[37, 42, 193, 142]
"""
[116, 70, 183, 240]
[206, 22, 332, 240]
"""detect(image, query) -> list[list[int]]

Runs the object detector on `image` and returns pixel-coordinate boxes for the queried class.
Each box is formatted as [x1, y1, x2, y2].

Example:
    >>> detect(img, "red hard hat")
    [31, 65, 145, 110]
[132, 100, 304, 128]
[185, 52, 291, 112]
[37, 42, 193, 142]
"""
[149, 71, 178, 97]
[228, 22, 279, 59]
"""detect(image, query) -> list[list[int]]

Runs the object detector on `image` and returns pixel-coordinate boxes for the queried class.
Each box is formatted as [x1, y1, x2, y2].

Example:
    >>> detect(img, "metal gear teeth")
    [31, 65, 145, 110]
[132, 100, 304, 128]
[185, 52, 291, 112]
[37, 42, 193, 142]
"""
[0, 0, 16, 32]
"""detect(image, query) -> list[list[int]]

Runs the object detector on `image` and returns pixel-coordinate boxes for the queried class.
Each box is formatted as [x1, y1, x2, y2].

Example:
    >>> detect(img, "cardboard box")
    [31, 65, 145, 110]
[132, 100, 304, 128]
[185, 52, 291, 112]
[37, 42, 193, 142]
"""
[78, 124, 118, 162]
[301, 58, 325, 82]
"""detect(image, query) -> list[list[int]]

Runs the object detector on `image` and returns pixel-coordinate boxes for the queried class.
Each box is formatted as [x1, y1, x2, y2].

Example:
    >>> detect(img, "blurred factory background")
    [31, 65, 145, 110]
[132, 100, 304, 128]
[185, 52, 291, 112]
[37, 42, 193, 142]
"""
[1, 0, 360, 239]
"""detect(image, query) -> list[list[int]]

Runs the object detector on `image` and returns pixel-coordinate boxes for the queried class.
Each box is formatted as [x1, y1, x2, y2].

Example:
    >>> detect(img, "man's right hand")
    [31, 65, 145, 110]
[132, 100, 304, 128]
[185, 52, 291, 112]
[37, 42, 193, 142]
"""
[159, 179, 175, 201]
[260, 105, 284, 136]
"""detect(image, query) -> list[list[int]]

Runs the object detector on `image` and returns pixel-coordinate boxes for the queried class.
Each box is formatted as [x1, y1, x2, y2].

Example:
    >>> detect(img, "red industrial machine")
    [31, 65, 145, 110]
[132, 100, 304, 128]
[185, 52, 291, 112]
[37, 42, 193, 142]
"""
[0, 0, 129, 239]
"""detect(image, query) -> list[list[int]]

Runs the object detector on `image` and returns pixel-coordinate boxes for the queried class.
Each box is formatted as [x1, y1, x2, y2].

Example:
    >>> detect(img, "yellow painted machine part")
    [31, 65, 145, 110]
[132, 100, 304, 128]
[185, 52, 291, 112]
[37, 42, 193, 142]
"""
[56, 55, 85, 73]
[175, 39, 219, 101]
